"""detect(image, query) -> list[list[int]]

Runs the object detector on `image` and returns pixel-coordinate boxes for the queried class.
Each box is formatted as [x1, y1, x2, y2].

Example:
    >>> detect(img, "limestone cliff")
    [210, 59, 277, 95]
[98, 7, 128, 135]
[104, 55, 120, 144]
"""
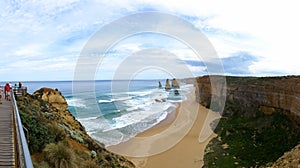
[195, 75, 300, 121]
[194, 75, 300, 167]
[37, 88, 68, 112]
[17, 88, 135, 168]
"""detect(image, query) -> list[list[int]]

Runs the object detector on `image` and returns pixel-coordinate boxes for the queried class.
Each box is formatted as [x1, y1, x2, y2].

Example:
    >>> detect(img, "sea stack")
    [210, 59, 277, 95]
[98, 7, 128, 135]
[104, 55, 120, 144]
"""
[172, 78, 180, 88]
[165, 79, 172, 90]
[158, 81, 162, 88]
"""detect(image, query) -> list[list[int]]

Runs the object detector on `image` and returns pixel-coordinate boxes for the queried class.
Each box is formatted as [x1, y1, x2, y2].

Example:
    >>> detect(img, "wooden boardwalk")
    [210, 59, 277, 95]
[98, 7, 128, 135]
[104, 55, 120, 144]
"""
[0, 98, 15, 168]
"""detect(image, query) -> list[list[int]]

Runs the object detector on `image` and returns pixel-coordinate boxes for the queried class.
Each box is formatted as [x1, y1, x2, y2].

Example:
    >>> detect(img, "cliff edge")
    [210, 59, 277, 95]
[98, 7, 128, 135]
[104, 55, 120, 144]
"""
[17, 88, 135, 168]
[196, 75, 300, 120]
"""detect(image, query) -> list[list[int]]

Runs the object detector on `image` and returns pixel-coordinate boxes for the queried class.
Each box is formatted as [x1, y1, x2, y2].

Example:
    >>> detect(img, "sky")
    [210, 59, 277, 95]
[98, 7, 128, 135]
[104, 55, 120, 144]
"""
[0, 0, 299, 81]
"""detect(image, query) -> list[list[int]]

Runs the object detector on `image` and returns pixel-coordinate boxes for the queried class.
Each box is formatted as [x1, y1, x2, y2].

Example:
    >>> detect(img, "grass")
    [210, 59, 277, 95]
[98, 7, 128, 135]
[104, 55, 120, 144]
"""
[43, 141, 76, 168]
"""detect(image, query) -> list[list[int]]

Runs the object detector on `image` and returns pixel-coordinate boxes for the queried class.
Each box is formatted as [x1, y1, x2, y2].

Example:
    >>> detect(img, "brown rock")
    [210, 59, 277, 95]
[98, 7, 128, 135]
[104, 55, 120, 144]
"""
[165, 79, 172, 90]
[272, 144, 300, 167]
[259, 106, 276, 115]
[172, 78, 180, 88]
[37, 88, 68, 112]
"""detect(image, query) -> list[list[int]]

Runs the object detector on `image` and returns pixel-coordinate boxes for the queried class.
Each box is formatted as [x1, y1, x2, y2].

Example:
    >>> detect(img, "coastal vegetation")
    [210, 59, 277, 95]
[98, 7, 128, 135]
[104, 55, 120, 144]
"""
[203, 112, 300, 167]
[17, 88, 134, 168]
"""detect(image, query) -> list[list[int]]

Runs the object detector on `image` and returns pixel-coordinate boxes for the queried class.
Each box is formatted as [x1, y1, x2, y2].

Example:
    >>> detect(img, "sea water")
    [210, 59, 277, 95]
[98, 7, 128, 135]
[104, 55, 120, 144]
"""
[2, 80, 194, 146]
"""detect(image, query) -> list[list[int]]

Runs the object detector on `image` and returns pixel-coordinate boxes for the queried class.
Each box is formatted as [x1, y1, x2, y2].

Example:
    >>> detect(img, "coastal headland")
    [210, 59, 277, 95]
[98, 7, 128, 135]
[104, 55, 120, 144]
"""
[16, 88, 134, 168]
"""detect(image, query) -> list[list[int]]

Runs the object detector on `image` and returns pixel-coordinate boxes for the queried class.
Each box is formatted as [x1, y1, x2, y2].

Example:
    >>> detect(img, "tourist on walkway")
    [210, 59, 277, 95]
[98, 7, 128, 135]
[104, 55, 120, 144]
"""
[4, 83, 11, 101]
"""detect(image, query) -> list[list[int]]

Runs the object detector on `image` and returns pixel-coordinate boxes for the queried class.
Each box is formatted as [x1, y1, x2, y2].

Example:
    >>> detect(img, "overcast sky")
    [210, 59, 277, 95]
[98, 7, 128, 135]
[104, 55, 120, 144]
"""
[0, 0, 299, 81]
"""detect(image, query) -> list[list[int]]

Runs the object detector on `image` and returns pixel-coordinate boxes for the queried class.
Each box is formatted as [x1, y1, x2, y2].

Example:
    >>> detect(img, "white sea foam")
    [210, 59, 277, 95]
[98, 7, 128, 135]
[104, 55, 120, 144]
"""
[77, 82, 195, 147]
[95, 110, 170, 147]
[78, 116, 99, 121]
[66, 98, 87, 108]
[98, 96, 134, 104]
[103, 101, 175, 132]
[98, 99, 113, 103]
[125, 106, 139, 112]
[125, 90, 152, 96]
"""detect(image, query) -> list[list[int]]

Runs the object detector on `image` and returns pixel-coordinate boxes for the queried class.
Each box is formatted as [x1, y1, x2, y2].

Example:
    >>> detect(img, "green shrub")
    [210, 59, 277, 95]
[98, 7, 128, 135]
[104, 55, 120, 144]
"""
[20, 112, 56, 153]
[43, 142, 76, 168]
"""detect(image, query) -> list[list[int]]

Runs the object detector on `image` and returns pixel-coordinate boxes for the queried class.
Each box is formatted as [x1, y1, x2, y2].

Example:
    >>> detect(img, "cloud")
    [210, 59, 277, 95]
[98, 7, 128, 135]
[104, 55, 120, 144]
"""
[1, 0, 300, 81]
[222, 52, 258, 75]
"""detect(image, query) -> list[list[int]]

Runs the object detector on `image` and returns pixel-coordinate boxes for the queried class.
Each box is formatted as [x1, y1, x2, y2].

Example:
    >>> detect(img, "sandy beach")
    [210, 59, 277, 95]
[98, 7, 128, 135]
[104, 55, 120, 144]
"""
[107, 91, 221, 168]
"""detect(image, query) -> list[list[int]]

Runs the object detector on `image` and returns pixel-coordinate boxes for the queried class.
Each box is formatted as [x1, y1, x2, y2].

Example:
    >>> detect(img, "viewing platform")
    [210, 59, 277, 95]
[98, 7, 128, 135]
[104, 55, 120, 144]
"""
[12, 87, 27, 97]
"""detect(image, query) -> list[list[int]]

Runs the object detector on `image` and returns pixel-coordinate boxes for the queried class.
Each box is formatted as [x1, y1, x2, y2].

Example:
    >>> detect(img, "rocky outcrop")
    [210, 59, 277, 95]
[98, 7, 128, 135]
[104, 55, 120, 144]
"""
[195, 76, 300, 121]
[158, 81, 162, 88]
[171, 78, 180, 88]
[165, 79, 172, 90]
[272, 144, 300, 167]
[34, 88, 68, 112]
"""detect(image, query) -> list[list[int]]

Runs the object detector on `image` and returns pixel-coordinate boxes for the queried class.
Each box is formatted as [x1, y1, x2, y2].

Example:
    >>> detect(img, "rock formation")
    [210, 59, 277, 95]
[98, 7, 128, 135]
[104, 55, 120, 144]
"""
[171, 78, 180, 88]
[34, 88, 68, 112]
[158, 81, 162, 88]
[165, 79, 172, 90]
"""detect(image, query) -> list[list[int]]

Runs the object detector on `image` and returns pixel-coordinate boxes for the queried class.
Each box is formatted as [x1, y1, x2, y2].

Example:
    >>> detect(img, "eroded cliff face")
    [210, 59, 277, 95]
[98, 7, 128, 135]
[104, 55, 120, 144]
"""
[33, 88, 88, 144]
[195, 76, 300, 121]
[37, 88, 68, 112]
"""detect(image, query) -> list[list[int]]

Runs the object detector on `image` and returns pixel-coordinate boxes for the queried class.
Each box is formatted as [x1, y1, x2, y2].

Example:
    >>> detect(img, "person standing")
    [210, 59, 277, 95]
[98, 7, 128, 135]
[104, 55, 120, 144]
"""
[4, 83, 10, 101]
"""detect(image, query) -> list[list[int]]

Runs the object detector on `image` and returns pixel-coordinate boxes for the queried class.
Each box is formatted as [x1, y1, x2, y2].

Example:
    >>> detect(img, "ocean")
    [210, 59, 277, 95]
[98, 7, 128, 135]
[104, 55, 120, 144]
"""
[1, 80, 194, 146]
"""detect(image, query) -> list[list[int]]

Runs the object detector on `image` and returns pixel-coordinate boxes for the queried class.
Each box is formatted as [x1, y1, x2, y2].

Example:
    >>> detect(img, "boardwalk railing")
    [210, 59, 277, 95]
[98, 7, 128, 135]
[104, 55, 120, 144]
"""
[11, 91, 33, 168]
[12, 87, 27, 97]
